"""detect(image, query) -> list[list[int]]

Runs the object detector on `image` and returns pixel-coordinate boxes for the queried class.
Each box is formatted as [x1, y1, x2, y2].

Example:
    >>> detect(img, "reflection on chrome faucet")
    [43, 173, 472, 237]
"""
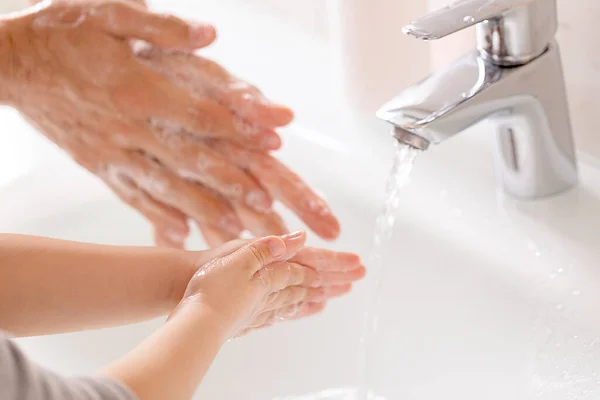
[376, 0, 577, 200]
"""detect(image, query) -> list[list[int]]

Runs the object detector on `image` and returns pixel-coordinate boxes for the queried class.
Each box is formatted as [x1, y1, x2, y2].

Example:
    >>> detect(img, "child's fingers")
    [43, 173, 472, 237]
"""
[230, 236, 287, 277]
[265, 284, 353, 312]
[257, 303, 304, 326]
[257, 262, 322, 292]
[265, 287, 326, 311]
[290, 302, 327, 320]
[278, 231, 306, 258]
[318, 267, 367, 285]
[291, 248, 362, 272]
[260, 301, 328, 325]
[199, 230, 304, 263]
[258, 260, 365, 293]
[237, 301, 330, 337]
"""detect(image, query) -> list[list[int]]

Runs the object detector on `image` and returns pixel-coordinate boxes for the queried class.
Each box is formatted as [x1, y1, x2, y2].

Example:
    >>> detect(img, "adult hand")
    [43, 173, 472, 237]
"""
[133, 46, 341, 246]
[2, 0, 340, 248]
[170, 231, 365, 339]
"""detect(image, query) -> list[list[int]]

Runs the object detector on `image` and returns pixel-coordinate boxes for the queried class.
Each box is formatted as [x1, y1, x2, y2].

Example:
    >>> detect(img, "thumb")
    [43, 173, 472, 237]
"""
[229, 236, 287, 277]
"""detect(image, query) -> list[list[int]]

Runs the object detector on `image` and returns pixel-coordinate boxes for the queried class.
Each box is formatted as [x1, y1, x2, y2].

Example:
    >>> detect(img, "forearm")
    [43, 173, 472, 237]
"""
[103, 304, 226, 400]
[0, 234, 195, 336]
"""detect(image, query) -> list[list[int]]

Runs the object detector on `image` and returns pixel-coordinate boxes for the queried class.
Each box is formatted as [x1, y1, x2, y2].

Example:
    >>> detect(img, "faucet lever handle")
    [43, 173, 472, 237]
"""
[403, 0, 558, 66]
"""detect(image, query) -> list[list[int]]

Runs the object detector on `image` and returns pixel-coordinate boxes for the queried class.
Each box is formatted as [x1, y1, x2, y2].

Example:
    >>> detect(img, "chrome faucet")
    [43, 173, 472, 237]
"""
[376, 0, 578, 200]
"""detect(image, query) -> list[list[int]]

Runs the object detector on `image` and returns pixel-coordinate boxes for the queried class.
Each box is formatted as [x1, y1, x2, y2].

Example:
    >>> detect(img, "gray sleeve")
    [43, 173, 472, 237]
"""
[0, 332, 137, 400]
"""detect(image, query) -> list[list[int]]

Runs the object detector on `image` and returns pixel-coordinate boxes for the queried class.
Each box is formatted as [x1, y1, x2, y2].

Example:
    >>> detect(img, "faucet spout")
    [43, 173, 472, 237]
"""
[377, 42, 577, 199]
[392, 127, 430, 151]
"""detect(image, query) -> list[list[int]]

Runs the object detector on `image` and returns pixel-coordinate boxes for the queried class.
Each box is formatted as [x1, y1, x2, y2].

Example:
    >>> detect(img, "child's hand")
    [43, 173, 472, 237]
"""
[169, 231, 364, 339]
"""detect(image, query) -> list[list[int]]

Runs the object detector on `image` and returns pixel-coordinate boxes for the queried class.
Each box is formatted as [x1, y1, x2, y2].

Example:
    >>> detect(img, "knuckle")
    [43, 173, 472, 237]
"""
[252, 311, 271, 327]
[309, 270, 322, 287]
[278, 289, 290, 305]
[266, 291, 278, 305]
[311, 287, 326, 301]
[293, 265, 307, 285]
[162, 13, 186, 29]
[248, 243, 267, 267]
[294, 287, 308, 302]
[193, 110, 218, 135]
[262, 312, 276, 326]
[109, 85, 139, 112]
[107, 1, 128, 13]
[155, 14, 191, 44]
[255, 269, 271, 292]
[276, 303, 300, 320]
[95, 1, 127, 21]
[251, 279, 267, 297]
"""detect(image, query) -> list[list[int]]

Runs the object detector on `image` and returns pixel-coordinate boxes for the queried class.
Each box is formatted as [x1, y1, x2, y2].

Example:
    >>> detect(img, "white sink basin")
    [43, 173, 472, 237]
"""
[2, 0, 600, 399]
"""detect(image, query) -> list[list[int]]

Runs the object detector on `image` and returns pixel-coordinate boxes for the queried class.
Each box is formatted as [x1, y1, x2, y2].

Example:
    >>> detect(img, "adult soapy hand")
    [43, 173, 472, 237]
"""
[171, 231, 366, 339]
[133, 46, 342, 246]
[1, 0, 340, 248]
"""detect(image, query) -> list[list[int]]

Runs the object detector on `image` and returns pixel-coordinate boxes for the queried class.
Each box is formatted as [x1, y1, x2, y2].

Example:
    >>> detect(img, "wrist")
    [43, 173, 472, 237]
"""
[162, 249, 199, 310]
[168, 298, 231, 344]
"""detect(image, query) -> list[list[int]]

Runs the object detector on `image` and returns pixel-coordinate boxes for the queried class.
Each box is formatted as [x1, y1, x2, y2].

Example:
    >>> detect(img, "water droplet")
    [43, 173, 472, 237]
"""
[463, 15, 475, 23]
[558, 268, 564, 274]
[573, 290, 581, 296]
[460, 92, 469, 98]
[556, 304, 564, 311]
[550, 273, 557, 280]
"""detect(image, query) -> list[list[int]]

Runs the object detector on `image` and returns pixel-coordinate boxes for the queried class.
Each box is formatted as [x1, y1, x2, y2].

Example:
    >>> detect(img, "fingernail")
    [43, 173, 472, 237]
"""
[258, 96, 295, 124]
[190, 23, 216, 45]
[266, 237, 286, 258]
[282, 230, 304, 241]
[261, 133, 281, 150]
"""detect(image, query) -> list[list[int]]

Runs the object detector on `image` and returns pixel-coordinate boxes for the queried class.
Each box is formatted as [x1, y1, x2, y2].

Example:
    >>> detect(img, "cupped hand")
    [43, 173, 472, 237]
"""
[170, 231, 365, 339]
